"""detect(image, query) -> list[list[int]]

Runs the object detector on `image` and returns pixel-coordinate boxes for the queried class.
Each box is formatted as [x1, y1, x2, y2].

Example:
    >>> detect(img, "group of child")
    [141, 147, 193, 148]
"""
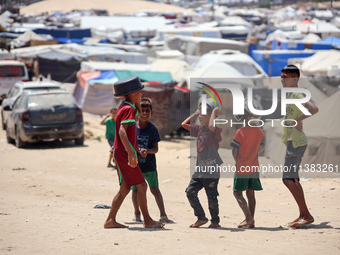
[103, 65, 318, 229]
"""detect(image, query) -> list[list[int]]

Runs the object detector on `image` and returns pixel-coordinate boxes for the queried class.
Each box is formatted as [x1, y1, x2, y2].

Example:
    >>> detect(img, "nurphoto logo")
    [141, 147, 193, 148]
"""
[198, 82, 312, 128]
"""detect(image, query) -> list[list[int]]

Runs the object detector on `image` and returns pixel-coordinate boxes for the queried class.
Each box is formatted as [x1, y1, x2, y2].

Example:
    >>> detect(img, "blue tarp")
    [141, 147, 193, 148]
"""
[57, 37, 87, 44]
[88, 71, 118, 85]
[271, 40, 332, 50]
[252, 50, 316, 76]
[33, 28, 91, 39]
[319, 36, 340, 46]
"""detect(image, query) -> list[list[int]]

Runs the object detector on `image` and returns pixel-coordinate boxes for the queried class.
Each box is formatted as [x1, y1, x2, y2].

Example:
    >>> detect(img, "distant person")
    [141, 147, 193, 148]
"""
[100, 108, 117, 168]
[104, 76, 164, 229]
[281, 65, 318, 228]
[181, 99, 222, 228]
[26, 63, 34, 81]
[131, 97, 173, 224]
[230, 99, 264, 229]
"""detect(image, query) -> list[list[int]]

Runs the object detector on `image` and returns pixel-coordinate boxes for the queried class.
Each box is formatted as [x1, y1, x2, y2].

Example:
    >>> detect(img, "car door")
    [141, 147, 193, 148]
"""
[6, 94, 27, 138]
[2, 86, 20, 124]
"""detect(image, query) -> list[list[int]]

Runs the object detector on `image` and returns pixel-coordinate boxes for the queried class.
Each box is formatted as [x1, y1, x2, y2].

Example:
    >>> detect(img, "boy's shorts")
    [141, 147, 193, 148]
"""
[131, 171, 158, 191]
[283, 141, 307, 181]
[107, 138, 114, 147]
[233, 172, 262, 191]
[113, 149, 145, 187]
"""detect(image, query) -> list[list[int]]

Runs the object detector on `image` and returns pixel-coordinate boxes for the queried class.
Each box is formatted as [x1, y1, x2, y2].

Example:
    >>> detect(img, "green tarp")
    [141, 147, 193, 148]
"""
[115, 70, 173, 83]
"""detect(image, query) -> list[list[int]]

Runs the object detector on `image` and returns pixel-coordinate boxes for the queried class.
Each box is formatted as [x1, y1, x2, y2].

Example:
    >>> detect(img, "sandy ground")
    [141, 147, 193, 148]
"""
[0, 112, 339, 255]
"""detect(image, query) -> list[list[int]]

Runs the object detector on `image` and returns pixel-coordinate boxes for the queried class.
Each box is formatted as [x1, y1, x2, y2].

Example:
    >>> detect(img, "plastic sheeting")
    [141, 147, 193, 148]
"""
[74, 70, 173, 115]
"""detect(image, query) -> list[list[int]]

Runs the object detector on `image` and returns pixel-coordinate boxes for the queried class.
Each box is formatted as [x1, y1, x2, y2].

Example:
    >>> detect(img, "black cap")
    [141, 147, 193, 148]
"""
[113, 76, 144, 97]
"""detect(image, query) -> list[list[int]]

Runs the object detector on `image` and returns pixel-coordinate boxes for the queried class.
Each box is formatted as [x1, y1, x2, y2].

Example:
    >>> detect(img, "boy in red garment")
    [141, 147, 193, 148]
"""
[104, 76, 164, 229]
[230, 99, 263, 229]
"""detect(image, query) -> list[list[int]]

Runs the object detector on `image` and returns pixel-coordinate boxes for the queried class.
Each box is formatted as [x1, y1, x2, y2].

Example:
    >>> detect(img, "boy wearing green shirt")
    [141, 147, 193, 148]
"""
[281, 65, 318, 228]
[100, 108, 117, 168]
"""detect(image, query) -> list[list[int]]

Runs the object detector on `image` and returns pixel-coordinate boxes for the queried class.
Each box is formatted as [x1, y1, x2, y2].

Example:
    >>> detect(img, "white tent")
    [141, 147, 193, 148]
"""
[155, 50, 184, 60]
[0, 10, 13, 28]
[302, 91, 340, 166]
[331, 17, 340, 28]
[297, 22, 340, 38]
[191, 49, 267, 86]
[314, 10, 334, 21]
[63, 44, 147, 64]
[81, 16, 168, 40]
[299, 33, 321, 43]
[164, 34, 249, 56]
[178, 61, 254, 89]
[265, 29, 304, 44]
[10, 44, 64, 58]
[219, 16, 252, 27]
[301, 50, 340, 77]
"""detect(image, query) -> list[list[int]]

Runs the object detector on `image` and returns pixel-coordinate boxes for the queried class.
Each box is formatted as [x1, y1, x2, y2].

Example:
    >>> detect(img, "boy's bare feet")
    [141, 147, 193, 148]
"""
[208, 222, 221, 228]
[133, 213, 143, 222]
[189, 220, 208, 228]
[288, 216, 301, 225]
[289, 216, 314, 228]
[237, 219, 255, 229]
[104, 219, 129, 229]
[143, 219, 164, 228]
[159, 216, 174, 224]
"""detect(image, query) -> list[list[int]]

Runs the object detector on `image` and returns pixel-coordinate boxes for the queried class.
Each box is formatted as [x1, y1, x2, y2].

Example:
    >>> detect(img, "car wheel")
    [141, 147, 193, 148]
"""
[6, 129, 14, 144]
[1, 111, 6, 130]
[74, 134, 84, 145]
[15, 127, 26, 148]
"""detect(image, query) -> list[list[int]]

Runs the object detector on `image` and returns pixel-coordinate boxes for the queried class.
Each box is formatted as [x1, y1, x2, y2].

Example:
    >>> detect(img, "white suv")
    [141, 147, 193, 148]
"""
[1, 80, 61, 130]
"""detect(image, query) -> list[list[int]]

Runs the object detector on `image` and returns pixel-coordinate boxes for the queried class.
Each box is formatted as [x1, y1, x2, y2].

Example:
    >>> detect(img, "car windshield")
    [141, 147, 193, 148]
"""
[28, 93, 75, 109]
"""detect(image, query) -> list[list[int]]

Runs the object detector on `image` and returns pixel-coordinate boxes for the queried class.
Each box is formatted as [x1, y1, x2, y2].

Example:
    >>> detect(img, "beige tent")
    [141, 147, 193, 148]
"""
[301, 50, 340, 77]
[20, 0, 195, 15]
[264, 91, 340, 169]
[302, 91, 340, 166]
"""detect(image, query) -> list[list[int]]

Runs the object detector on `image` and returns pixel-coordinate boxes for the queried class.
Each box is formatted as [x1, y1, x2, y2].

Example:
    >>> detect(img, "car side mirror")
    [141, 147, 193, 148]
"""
[3, 105, 11, 111]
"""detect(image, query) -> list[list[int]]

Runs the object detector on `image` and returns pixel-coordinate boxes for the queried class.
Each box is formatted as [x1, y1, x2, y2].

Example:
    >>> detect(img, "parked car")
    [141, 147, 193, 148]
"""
[0, 60, 29, 101]
[4, 90, 84, 148]
[1, 80, 61, 130]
